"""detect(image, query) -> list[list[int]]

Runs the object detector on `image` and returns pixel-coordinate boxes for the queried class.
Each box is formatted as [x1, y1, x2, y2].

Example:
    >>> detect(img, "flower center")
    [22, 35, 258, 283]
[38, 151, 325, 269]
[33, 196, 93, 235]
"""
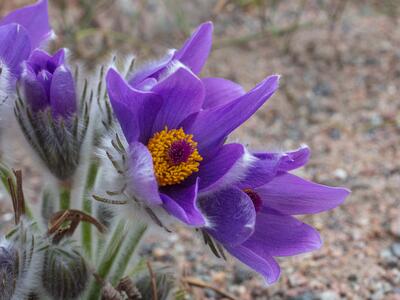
[147, 127, 203, 186]
[243, 188, 262, 212]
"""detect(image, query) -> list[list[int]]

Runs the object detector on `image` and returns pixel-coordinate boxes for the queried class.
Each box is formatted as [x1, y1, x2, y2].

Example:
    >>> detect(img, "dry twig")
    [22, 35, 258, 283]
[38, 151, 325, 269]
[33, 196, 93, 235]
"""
[182, 277, 239, 300]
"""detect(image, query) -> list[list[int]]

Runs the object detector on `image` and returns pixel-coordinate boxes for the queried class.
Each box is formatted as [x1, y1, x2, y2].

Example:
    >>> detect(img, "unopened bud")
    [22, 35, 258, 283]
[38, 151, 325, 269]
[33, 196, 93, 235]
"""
[0, 240, 18, 300]
[42, 242, 88, 299]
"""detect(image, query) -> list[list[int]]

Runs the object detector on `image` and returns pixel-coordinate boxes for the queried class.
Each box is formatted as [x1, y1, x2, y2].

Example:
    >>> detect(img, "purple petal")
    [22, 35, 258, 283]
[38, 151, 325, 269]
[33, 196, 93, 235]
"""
[239, 146, 311, 189]
[106, 68, 163, 143]
[173, 22, 213, 74]
[127, 142, 162, 205]
[135, 78, 157, 91]
[200, 188, 256, 246]
[37, 69, 52, 99]
[151, 66, 204, 133]
[27, 48, 65, 74]
[244, 210, 321, 257]
[183, 75, 280, 157]
[237, 157, 281, 190]
[202, 77, 245, 109]
[225, 244, 280, 284]
[49, 65, 77, 118]
[254, 145, 311, 172]
[256, 173, 350, 215]
[0, 0, 52, 49]
[21, 65, 48, 111]
[160, 178, 205, 226]
[0, 23, 31, 78]
[128, 50, 175, 87]
[197, 143, 247, 192]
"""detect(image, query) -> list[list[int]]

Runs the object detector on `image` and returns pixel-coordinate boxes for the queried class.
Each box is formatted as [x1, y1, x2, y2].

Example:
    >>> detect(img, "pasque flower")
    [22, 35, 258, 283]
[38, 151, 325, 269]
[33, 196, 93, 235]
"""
[106, 22, 279, 226]
[15, 48, 88, 180]
[199, 146, 350, 284]
[20, 48, 77, 118]
[0, 0, 52, 95]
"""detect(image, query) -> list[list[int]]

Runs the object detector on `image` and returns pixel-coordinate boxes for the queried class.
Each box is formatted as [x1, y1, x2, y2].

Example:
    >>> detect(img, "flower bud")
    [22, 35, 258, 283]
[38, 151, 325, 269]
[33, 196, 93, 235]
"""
[20, 48, 77, 118]
[0, 222, 44, 300]
[15, 48, 90, 180]
[0, 239, 18, 300]
[42, 241, 89, 300]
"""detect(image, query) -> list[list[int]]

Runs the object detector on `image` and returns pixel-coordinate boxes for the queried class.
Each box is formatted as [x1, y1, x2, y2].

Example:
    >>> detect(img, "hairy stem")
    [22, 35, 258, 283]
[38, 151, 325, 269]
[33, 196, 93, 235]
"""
[86, 220, 126, 299]
[82, 161, 99, 257]
[110, 223, 148, 285]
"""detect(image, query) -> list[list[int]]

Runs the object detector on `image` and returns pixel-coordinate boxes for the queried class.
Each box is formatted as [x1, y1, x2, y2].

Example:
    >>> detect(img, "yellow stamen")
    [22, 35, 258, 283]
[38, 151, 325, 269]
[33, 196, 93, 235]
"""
[147, 127, 203, 186]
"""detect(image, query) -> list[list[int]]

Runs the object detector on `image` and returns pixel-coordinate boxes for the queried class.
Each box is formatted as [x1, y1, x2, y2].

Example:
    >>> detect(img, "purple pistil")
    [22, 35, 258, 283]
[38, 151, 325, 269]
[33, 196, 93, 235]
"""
[168, 140, 193, 165]
[243, 189, 263, 213]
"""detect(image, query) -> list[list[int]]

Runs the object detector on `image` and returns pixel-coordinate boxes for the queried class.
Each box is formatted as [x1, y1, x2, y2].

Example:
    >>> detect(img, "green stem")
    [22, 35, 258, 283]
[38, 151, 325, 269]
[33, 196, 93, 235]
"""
[59, 186, 71, 210]
[82, 162, 99, 257]
[110, 224, 148, 285]
[86, 220, 126, 300]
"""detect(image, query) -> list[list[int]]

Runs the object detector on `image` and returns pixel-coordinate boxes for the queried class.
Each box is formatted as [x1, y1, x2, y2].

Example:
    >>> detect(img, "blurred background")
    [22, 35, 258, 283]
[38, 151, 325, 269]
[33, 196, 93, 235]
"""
[1, 0, 399, 299]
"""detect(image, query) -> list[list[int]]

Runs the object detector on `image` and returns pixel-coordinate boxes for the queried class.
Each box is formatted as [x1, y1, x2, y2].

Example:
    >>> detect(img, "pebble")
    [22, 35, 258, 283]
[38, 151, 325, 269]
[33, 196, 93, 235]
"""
[380, 248, 398, 267]
[391, 243, 400, 258]
[334, 168, 348, 180]
[390, 218, 400, 238]
[319, 290, 340, 300]
[288, 292, 316, 300]
[153, 247, 166, 258]
[211, 271, 226, 284]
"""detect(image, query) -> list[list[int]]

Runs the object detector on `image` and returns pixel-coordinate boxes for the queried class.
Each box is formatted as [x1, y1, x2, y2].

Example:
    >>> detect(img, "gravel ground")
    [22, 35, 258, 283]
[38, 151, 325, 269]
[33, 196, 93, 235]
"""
[1, 1, 400, 299]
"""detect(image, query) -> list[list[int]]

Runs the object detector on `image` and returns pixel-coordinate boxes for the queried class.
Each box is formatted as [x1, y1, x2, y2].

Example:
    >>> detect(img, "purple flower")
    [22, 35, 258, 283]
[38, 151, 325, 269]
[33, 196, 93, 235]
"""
[20, 48, 77, 118]
[0, 0, 52, 83]
[106, 47, 279, 226]
[15, 49, 85, 180]
[200, 146, 350, 284]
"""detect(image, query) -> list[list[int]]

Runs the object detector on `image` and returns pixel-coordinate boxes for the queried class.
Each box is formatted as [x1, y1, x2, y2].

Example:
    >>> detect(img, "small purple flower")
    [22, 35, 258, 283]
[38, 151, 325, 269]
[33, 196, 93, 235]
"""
[200, 146, 350, 284]
[106, 31, 279, 226]
[15, 49, 86, 180]
[0, 0, 52, 83]
[20, 48, 77, 118]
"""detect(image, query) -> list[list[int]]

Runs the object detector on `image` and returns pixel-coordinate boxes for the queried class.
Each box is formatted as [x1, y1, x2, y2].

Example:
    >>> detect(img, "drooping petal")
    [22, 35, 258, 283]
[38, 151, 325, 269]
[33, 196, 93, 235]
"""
[0, 0, 52, 49]
[0, 23, 31, 78]
[128, 50, 175, 87]
[20, 65, 48, 111]
[202, 77, 245, 109]
[225, 244, 280, 285]
[254, 145, 311, 172]
[256, 173, 350, 215]
[160, 178, 205, 226]
[106, 68, 163, 143]
[127, 142, 162, 205]
[183, 75, 279, 157]
[244, 210, 322, 257]
[173, 22, 213, 74]
[239, 146, 311, 190]
[200, 187, 256, 246]
[151, 66, 204, 133]
[196, 143, 250, 192]
[49, 65, 76, 118]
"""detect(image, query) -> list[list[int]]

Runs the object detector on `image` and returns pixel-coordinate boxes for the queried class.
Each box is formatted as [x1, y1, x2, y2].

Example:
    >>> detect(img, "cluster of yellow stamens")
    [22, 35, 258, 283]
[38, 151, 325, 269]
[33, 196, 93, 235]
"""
[147, 127, 203, 186]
